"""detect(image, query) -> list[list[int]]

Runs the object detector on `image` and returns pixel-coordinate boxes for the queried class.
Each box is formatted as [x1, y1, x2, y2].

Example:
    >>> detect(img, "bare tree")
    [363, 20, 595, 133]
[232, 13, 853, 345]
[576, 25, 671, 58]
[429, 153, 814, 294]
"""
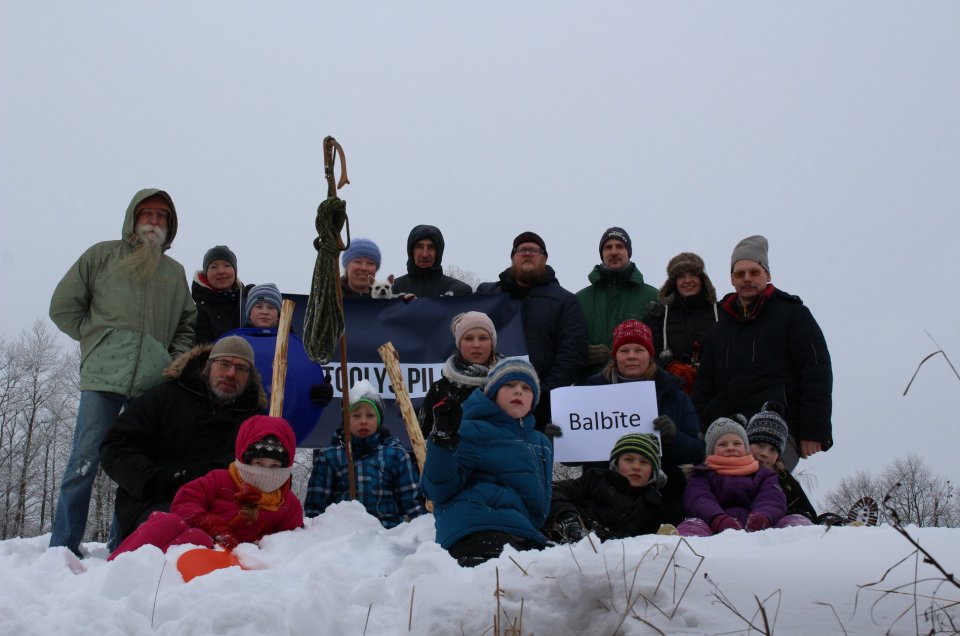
[443, 264, 483, 291]
[0, 320, 79, 539]
[824, 455, 958, 527]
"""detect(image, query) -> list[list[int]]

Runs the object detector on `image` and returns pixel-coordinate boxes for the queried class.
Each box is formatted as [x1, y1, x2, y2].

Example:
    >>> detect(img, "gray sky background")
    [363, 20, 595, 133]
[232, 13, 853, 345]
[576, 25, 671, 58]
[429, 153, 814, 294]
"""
[3, 3, 959, 506]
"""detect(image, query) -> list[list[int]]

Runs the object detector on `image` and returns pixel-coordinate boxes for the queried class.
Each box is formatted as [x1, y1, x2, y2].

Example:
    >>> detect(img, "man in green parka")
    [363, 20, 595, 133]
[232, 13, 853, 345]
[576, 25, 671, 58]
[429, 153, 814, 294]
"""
[575, 227, 658, 378]
[48, 188, 196, 557]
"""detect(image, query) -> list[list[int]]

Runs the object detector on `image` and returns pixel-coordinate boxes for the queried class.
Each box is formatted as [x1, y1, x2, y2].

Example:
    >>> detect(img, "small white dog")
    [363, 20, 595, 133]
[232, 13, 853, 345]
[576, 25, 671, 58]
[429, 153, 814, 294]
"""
[369, 274, 399, 299]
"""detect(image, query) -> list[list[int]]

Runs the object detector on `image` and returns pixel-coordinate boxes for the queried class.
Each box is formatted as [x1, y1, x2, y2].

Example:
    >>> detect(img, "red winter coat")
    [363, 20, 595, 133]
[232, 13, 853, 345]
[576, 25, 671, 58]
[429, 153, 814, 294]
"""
[109, 416, 303, 559]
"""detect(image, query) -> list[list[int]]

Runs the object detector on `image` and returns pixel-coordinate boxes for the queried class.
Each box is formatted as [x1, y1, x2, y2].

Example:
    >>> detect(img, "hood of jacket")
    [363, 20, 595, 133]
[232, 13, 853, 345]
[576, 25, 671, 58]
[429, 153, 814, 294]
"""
[405, 224, 445, 275]
[163, 344, 268, 410]
[122, 188, 178, 250]
[235, 415, 297, 467]
[461, 384, 537, 430]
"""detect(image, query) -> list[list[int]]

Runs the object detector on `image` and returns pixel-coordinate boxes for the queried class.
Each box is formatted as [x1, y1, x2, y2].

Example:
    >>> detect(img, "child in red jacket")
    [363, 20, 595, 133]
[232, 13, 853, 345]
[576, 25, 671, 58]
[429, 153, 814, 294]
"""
[108, 415, 303, 559]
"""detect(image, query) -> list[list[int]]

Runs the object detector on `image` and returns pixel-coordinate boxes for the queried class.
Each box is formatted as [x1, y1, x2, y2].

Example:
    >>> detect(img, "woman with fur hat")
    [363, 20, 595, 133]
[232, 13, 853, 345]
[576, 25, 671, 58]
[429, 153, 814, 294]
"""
[418, 311, 503, 439]
[584, 319, 705, 469]
[305, 380, 425, 528]
[747, 402, 816, 525]
[643, 252, 718, 394]
[676, 416, 788, 537]
[546, 433, 679, 543]
[108, 415, 303, 559]
[422, 358, 553, 567]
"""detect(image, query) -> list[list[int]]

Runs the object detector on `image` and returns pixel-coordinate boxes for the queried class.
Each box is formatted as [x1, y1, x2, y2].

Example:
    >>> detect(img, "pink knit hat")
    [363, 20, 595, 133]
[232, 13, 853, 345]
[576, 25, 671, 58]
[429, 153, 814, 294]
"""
[450, 311, 497, 349]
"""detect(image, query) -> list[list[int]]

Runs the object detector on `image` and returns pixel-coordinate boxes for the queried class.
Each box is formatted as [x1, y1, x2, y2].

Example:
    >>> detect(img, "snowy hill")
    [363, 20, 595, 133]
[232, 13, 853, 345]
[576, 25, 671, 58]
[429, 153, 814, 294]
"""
[1, 502, 957, 635]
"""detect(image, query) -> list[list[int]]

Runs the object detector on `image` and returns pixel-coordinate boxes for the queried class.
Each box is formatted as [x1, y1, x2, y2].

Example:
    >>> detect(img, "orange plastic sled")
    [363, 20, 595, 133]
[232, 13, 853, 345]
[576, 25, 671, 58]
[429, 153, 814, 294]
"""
[176, 548, 247, 582]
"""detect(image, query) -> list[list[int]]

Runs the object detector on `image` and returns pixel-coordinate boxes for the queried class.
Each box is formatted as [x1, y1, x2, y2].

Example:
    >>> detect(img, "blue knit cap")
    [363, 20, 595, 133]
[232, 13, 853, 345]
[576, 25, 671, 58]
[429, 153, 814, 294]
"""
[245, 283, 283, 319]
[483, 357, 540, 409]
[341, 238, 382, 269]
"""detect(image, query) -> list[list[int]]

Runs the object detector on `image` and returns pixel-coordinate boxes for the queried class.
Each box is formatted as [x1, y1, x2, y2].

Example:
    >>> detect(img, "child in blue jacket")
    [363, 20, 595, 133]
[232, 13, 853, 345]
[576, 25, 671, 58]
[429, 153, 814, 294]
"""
[422, 358, 553, 567]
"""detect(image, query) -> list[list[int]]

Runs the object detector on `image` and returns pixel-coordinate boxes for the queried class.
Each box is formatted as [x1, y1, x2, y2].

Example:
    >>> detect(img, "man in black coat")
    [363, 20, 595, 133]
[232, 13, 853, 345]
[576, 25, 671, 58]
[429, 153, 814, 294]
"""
[476, 231, 588, 430]
[693, 235, 833, 470]
[391, 225, 473, 297]
[100, 336, 267, 544]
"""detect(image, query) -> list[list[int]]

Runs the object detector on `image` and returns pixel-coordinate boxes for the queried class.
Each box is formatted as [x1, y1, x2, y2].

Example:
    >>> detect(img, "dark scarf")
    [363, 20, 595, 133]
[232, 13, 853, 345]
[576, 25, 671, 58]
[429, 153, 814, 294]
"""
[442, 352, 504, 388]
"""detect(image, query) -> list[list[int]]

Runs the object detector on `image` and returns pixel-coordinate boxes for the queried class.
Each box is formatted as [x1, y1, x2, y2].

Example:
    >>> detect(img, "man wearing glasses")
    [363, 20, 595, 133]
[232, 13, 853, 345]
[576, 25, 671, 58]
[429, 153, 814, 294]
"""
[48, 189, 196, 557]
[477, 232, 587, 432]
[100, 336, 266, 547]
[693, 235, 833, 471]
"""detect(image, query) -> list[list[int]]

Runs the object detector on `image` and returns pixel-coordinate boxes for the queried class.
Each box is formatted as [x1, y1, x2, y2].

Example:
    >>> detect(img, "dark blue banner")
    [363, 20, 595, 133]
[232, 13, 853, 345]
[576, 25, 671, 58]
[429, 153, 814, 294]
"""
[237, 293, 527, 448]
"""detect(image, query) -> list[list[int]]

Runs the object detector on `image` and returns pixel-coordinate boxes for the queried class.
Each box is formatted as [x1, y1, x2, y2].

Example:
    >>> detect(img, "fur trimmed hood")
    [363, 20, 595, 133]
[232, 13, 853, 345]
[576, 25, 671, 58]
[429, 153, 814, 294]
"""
[164, 343, 267, 409]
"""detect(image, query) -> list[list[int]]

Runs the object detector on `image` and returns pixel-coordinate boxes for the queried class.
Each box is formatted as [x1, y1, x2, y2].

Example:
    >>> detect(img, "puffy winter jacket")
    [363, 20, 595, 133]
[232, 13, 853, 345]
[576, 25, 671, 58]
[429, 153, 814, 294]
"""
[192, 274, 253, 344]
[422, 389, 553, 549]
[683, 463, 787, 527]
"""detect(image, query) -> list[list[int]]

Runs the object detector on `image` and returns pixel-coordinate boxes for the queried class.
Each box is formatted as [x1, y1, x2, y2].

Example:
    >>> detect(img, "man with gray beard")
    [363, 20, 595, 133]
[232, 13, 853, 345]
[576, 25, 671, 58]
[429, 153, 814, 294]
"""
[100, 336, 266, 545]
[48, 188, 196, 557]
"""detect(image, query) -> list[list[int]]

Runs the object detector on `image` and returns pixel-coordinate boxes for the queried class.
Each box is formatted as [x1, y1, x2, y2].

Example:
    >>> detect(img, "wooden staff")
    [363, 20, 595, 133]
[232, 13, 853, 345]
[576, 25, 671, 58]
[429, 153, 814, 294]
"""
[324, 135, 356, 500]
[269, 299, 296, 417]
[376, 342, 427, 471]
[377, 341, 432, 512]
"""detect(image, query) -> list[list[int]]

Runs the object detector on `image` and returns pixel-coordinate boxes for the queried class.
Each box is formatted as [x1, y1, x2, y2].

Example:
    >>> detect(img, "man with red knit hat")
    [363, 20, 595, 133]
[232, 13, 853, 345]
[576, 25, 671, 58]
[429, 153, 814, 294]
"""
[477, 231, 588, 432]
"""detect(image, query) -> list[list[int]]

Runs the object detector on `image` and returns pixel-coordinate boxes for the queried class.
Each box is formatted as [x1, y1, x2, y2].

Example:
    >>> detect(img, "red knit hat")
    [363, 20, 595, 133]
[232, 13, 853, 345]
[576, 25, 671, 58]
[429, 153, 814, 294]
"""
[611, 320, 655, 358]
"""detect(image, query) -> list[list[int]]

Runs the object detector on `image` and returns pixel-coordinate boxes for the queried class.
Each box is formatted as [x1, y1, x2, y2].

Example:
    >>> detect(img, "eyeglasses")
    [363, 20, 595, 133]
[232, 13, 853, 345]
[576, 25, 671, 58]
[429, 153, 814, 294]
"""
[513, 247, 544, 256]
[136, 208, 170, 222]
[212, 359, 252, 375]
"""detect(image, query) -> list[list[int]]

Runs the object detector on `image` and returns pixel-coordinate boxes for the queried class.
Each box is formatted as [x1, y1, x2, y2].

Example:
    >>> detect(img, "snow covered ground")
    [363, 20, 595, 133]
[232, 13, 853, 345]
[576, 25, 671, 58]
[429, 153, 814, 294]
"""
[1, 502, 957, 635]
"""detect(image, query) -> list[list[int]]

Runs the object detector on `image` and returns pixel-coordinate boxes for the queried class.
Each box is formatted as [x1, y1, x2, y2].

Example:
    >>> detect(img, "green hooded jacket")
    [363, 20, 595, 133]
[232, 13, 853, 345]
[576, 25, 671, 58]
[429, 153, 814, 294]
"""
[575, 261, 658, 352]
[49, 188, 197, 397]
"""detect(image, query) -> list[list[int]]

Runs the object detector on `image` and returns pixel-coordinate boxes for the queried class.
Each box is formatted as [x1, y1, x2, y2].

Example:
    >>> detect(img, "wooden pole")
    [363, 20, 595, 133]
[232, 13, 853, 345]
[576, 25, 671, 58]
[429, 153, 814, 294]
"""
[269, 299, 296, 417]
[377, 341, 432, 512]
[376, 342, 427, 471]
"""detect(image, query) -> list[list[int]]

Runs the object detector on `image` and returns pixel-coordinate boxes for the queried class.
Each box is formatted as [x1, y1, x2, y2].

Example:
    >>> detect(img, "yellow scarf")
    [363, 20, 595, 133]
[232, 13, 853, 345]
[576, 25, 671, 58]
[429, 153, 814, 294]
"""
[705, 454, 759, 476]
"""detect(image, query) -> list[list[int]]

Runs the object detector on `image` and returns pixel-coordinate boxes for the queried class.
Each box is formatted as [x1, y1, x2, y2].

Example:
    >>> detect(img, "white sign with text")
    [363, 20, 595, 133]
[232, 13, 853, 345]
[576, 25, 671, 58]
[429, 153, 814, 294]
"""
[551, 382, 660, 463]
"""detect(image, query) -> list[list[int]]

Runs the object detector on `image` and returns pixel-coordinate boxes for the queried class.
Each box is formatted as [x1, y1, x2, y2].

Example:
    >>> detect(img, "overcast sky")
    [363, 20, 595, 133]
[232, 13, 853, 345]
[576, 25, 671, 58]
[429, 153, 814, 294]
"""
[3, 2, 958, 504]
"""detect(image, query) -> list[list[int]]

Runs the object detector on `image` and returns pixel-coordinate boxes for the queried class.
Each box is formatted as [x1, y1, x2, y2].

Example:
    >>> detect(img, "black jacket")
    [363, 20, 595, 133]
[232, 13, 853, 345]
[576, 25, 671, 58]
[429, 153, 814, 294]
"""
[391, 225, 472, 297]
[191, 276, 253, 344]
[645, 294, 718, 367]
[693, 285, 833, 449]
[548, 467, 674, 540]
[477, 266, 588, 429]
[100, 345, 266, 541]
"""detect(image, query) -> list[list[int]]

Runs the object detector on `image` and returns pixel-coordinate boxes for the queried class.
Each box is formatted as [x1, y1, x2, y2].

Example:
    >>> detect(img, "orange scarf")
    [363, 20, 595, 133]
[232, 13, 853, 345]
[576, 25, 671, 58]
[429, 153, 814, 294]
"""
[705, 454, 759, 476]
[228, 462, 285, 512]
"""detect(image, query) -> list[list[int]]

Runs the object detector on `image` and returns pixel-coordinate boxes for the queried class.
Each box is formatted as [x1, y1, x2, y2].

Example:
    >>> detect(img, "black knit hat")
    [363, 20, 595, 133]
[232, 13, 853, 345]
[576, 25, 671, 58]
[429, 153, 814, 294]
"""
[746, 401, 789, 456]
[203, 245, 238, 274]
[241, 434, 290, 466]
[598, 227, 632, 258]
[512, 232, 547, 257]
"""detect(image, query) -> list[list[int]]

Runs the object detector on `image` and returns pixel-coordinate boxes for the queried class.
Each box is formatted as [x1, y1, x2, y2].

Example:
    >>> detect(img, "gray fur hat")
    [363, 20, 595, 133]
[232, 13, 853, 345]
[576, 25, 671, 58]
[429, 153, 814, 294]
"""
[704, 416, 750, 455]
[731, 235, 769, 273]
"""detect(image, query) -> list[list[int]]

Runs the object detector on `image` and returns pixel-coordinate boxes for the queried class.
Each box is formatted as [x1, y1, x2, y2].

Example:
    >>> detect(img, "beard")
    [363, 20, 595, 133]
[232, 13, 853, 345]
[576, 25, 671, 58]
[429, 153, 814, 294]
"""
[202, 366, 246, 404]
[119, 224, 167, 282]
[512, 262, 546, 286]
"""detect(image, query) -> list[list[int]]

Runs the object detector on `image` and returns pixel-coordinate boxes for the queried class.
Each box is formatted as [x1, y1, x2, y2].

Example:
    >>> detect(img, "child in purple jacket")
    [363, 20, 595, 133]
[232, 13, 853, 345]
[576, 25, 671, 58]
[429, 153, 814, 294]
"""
[676, 416, 787, 537]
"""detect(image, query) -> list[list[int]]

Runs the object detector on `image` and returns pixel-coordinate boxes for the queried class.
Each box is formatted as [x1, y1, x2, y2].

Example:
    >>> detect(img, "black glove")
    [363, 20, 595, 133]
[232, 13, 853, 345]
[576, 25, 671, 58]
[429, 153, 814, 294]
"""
[652, 415, 677, 444]
[543, 423, 563, 438]
[309, 378, 334, 406]
[555, 511, 586, 543]
[430, 397, 463, 448]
